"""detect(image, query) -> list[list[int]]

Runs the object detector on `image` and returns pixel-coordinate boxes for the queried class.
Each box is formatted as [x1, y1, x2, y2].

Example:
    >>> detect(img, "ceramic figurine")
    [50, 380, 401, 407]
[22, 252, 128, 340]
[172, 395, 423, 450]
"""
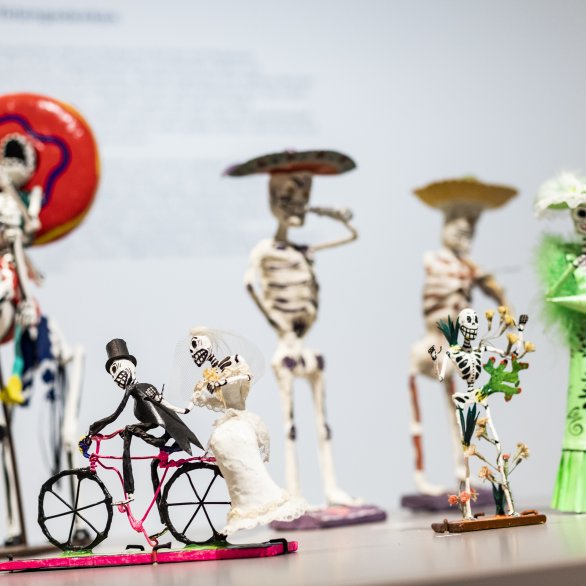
[27, 336, 299, 573]
[226, 150, 386, 529]
[535, 172, 586, 512]
[184, 327, 307, 534]
[429, 307, 545, 532]
[404, 177, 516, 510]
[0, 93, 98, 551]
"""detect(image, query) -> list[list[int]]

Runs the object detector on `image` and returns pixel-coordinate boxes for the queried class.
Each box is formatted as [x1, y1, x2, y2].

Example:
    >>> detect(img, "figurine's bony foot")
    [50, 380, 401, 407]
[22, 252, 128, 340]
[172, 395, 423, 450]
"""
[326, 487, 363, 507]
[3, 534, 24, 547]
[414, 472, 447, 497]
[508, 511, 520, 517]
[113, 493, 134, 507]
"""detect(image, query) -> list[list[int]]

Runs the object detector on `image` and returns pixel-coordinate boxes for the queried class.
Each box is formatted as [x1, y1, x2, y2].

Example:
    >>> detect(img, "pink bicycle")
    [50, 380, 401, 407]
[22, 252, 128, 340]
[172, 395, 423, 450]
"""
[37, 429, 230, 552]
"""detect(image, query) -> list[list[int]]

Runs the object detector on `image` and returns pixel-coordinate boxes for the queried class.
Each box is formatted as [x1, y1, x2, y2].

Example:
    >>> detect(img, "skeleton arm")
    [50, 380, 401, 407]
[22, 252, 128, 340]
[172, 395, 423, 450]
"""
[143, 384, 188, 414]
[307, 207, 358, 252]
[244, 242, 284, 333]
[88, 388, 132, 436]
[429, 345, 449, 382]
[546, 262, 576, 297]
[466, 258, 507, 305]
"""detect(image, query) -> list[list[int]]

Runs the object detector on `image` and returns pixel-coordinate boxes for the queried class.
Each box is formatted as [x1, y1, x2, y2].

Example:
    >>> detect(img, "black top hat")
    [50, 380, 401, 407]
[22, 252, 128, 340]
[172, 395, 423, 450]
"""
[105, 339, 137, 372]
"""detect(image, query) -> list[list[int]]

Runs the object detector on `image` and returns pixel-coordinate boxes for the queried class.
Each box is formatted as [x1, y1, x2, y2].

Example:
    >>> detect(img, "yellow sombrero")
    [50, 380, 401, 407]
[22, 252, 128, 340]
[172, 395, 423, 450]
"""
[414, 177, 517, 213]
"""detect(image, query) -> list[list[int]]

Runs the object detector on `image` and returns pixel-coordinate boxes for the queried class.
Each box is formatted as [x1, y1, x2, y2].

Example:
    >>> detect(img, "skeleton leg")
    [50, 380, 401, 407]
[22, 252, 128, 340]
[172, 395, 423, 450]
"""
[272, 361, 301, 498]
[121, 423, 159, 494]
[409, 375, 446, 496]
[482, 402, 516, 515]
[452, 405, 474, 520]
[444, 377, 467, 483]
[308, 369, 360, 506]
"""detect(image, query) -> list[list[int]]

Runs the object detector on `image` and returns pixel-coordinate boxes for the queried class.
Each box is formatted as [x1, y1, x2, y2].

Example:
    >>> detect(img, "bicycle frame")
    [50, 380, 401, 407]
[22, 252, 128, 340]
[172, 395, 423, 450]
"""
[85, 429, 216, 547]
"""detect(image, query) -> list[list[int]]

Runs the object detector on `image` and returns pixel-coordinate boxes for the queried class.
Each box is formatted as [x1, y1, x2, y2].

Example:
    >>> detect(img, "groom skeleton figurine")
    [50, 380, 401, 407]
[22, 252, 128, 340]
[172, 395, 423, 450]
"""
[87, 339, 202, 503]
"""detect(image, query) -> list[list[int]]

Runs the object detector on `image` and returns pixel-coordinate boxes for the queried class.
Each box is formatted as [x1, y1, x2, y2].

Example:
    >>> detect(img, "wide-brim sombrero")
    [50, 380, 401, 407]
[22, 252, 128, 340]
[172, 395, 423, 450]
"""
[224, 150, 356, 177]
[0, 93, 99, 246]
[414, 177, 517, 211]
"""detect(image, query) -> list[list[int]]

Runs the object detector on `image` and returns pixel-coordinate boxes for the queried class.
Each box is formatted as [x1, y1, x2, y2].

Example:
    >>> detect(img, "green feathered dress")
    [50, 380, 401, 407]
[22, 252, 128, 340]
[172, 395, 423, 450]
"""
[537, 235, 586, 512]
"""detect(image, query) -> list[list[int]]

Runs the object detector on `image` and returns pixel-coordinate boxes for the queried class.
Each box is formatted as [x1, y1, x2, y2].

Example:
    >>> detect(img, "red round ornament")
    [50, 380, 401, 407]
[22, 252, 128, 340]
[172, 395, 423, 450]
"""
[0, 93, 99, 245]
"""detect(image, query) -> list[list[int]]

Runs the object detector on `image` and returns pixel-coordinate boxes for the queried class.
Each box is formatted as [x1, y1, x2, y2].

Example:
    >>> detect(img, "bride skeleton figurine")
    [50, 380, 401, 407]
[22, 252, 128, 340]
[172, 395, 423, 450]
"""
[535, 172, 586, 512]
[225, 150, 362, 510]
[429, 307, 544, 532]
[184, 327, 307, 534]
[0, 93, 98, 549]
[405, 177, 517, 508]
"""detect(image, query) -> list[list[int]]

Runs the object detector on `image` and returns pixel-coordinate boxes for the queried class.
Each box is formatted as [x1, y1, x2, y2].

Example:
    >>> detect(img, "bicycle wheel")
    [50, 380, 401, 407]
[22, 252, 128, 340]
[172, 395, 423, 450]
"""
[38, 468, 113, 551]
[160, 462, 231, 545]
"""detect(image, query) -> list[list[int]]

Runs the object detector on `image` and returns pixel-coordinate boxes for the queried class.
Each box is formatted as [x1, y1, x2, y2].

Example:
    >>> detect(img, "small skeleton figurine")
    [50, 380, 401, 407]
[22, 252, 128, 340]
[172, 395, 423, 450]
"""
[184, 327, 307, 534]
[535, 172, 586, 512]
[430, 308, 534, 519]
[226, 150, 359, 505]
[408, 177, 517, 498]
[84, 339, 203, 503]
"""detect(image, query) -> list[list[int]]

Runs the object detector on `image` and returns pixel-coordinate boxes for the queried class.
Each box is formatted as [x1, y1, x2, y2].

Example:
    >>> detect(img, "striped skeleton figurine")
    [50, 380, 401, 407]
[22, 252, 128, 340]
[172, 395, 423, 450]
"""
[244, 166, 359, 506]
[429, 307, 531, 519]
[407, 178, 517, 499]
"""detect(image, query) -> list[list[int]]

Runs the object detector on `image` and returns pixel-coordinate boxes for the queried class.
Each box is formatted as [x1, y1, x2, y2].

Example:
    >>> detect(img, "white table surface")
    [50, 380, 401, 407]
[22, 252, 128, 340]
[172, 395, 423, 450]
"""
[3, 509, 586, 586]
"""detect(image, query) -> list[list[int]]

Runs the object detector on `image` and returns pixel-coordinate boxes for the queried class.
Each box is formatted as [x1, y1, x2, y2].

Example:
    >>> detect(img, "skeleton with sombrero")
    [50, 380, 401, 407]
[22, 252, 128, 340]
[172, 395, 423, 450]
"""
[226, 150, 360, 508]
[404, 177, 516, 509]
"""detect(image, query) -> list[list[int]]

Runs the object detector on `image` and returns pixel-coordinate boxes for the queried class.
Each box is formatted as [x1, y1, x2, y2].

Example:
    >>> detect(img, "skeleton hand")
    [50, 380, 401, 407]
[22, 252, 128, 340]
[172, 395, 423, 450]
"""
[15, 299, 38, 328]
[573, 254, 586, 269]
[428, 345, 441, 361]
[78, 435, 92, 458]
[207, 380, 223, 393]
[307, 206, 354, 222]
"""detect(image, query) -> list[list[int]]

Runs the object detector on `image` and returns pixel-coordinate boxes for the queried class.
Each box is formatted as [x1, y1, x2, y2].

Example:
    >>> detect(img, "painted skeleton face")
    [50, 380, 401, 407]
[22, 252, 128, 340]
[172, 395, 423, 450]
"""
[190, 335, 213, 367]
[109, 359, 136, 389]
[0, 134, 36, 188]
[269, 172, 312, 227]
[571, 204, 586, 236]
[458, 308, 478, 341]
[442, 217, 474, 256]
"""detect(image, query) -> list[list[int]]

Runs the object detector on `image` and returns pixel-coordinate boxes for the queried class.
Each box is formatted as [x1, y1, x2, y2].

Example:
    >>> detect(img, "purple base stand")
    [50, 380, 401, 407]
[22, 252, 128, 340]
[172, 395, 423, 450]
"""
[270, 504, 387, 531]
[401, 487, 494, 511]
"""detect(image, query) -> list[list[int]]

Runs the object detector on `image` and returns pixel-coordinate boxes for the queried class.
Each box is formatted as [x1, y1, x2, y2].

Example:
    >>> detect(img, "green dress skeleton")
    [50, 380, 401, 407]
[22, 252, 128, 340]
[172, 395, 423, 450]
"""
[536, 172, 586, 512]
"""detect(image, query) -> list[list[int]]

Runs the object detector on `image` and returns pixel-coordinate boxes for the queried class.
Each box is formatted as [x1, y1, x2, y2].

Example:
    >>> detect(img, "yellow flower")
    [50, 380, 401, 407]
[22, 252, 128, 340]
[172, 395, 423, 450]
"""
[478, 466, 494, 481]
[475, 418, 488, 438]
[524, 341, 536, 353]
[515, 442, 530, 460]
[485, 310, 495, 320]
[507, 333, 519, 345]
[504, 315, 514, 326]
[498, 306, 508, 315]
[465, 444, 477, 457]
[203, 367, 220, 382]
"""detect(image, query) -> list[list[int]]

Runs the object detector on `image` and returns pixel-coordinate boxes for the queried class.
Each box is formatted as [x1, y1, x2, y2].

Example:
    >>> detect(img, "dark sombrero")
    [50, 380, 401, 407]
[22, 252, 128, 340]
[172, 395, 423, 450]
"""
[414, 177, 517, 212]
[223, 150, 356, 177]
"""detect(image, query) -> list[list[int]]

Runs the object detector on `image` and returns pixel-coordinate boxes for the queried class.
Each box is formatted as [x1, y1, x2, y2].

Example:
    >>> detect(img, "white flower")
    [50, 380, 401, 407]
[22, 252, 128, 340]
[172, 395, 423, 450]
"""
[535, 172, 586, 216]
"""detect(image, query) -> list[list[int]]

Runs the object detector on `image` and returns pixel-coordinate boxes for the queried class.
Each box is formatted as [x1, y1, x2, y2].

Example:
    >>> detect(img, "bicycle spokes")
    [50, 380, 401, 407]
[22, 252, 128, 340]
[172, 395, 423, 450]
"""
[38, 469, 112, 552]
[161, 462, 230, 545]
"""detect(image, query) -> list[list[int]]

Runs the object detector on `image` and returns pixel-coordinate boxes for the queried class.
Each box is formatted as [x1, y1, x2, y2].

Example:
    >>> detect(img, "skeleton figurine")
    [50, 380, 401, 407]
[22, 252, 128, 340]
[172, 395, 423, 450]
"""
[535, 172, 586, 512]
[430, 308, 531, 519]
[226, 150, 359, 506]
[0, 93, 99, 548]
[407, 178, 517, 500]
[183, 327, 307, 533]
[85, 339, 203, 504]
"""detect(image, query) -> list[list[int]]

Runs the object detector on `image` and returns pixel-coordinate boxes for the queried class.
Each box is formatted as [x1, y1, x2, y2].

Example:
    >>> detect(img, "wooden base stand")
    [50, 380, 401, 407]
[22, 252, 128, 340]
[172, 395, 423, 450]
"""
[432, 509, 547, 534]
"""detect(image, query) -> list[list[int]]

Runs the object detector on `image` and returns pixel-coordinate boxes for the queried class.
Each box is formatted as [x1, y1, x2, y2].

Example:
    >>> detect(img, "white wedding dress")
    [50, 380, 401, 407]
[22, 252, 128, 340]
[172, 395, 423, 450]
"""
[192, 360, 307, 535]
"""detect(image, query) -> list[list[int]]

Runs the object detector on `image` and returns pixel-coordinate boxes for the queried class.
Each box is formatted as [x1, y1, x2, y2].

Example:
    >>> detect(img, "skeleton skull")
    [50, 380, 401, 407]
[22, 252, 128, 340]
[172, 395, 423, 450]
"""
[442, 216, 475, 256]
[190, 335, 213, 367]
[0, 133, 36, 188]
[109, 358, 136, 389]
[458, 308, 478, 340]
[571, 204, 586, 236]
[269, 172, 312, 227]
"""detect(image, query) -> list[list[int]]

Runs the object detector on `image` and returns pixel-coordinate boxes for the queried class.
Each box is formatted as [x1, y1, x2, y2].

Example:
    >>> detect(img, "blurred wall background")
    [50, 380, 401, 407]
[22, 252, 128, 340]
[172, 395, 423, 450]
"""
[0, 0, 585, 543]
